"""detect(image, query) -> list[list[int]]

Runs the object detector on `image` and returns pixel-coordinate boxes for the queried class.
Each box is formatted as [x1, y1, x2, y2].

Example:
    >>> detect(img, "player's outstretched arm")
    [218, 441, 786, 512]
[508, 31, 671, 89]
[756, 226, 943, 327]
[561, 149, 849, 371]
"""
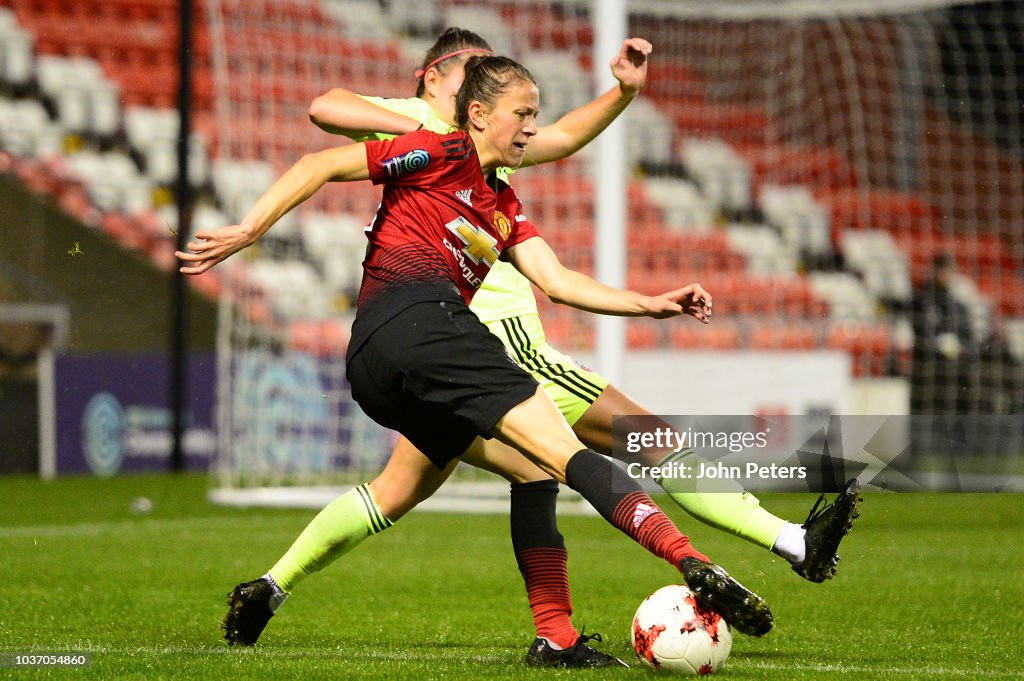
[175, 145, 370, 274]
[521, 37, 651, 167]
[309, 88, 421, 139]
[506, 237, 711, 322]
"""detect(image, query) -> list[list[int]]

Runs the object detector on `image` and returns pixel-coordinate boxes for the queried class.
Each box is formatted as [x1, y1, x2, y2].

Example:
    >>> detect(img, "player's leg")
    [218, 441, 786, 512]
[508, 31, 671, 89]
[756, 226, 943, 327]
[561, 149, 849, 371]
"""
[223, 436, 458, 646]
[462, 439, 612, 664]
[254, 433, 545, 608]
[492, 386, 774, 637]
[493, 317, 809, 569]
[575, 386, 794, 554]
[375, 435, 621, 666]
[574, 383, 862, 582]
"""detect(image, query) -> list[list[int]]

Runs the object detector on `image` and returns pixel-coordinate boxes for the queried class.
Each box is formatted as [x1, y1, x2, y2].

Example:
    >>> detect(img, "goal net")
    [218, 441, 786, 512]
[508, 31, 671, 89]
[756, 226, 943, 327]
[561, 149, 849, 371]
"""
[202, 0, 603, 510]
[205, 0, 1024, 506]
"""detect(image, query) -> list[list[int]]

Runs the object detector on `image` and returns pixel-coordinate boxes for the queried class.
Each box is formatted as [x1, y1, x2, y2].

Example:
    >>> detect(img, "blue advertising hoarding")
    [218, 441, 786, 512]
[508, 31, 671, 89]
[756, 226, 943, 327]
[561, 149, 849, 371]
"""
[54, 354, 216, 476]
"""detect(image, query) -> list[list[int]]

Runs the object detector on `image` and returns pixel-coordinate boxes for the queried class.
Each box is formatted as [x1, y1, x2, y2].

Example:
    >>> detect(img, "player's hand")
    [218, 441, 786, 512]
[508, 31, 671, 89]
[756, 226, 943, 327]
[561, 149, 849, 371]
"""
[644, 283, 713, 322]
[175, 225, 253, 274]
[610, 38, 652, 97]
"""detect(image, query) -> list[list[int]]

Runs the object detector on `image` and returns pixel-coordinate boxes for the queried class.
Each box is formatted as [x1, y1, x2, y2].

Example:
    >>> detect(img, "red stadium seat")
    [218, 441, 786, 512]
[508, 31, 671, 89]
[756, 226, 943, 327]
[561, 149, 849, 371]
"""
[977, 276, 1024, 317]
[627, 321, 660, 349]
[671, 322, 741, 350]
[820, 188, 942, 247]
[644, 62, 709, 107]
[749, 323, 819, 351]
[660, 100, 776, 147]
[826, 323, 892, 377]
[738, 143, 859, 195]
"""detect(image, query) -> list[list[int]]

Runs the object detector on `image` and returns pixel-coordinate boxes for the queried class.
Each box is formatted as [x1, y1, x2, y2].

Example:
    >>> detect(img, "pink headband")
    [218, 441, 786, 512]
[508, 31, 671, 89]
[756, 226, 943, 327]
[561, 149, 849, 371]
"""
[414, 48, 494, 79]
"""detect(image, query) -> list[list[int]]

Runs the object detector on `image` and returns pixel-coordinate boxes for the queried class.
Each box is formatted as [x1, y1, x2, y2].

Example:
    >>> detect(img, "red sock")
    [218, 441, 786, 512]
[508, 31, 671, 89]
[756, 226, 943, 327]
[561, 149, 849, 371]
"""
[612, 491, 711, 567]
[515, 547, 578, 649]
[510, 481, 578, 649]
[565, 450, 711, 569]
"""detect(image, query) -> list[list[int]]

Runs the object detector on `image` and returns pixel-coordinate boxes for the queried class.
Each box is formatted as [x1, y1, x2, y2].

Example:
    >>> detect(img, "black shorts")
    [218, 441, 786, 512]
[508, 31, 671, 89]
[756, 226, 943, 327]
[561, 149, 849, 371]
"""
[346, 299, 539, 468]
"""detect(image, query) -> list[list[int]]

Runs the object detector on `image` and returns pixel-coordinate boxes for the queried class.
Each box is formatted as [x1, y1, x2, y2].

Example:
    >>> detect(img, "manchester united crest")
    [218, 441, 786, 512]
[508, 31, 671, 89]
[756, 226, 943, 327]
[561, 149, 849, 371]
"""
[494, 210, 512, 239]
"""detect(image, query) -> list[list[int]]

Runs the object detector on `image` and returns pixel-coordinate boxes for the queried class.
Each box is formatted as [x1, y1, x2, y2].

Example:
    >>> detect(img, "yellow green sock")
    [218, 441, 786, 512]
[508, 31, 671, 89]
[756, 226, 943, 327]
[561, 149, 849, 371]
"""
[655, 450, 786, 551]
[268, 483, 392, 593]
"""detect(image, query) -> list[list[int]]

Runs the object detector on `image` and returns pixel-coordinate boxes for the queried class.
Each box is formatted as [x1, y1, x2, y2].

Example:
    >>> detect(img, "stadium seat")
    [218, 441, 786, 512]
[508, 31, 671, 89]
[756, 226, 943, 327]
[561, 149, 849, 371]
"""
[738, 142, 859, 195]
[826, 322, 893, 377]
[820, 188, 942, 246]
[623, 99, 677, 167]
[643, 61, 708, 108]
[749, 323, 820, 351]
[680, 137, 753, 213]
[976, 276, 1024, 317]
[321, 0, 393, 40]
[0, 13, 34, 86]
[0, 98, 56, 157]
[662, 100, 775, 147]
[758, 184, 832, 257]
[443, 5, 516, 56]
[641, 177, 715, 230]
[627, 321, 660, 349]
[211, 159, 278, 224]
[519, 5, 593, 52]
[671, 322, 741, 350]
[725, 224, 798, 276]
[521, 50, 590, 120]
[808, 272, 879, 322]
[384, 0, 442, 36]
[842, 229, 912, 303]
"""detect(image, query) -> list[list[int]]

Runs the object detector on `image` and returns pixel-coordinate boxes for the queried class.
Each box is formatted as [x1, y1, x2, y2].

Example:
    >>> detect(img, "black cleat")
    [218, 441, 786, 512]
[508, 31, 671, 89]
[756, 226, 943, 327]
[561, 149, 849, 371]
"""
[793, 479, 863, 583]
[680, 557, 774, 637]
[223, 577, 285, 646]
[525, 632, 629, 668]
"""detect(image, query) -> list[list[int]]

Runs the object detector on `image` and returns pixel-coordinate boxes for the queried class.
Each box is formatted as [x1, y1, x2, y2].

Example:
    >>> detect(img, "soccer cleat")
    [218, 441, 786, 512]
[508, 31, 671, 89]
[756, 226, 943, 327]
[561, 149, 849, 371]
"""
[525, 631, 629, 668]
[793, 479, 863, 583]
[222, 577, 286, 646]
[679, 557, 774, 637]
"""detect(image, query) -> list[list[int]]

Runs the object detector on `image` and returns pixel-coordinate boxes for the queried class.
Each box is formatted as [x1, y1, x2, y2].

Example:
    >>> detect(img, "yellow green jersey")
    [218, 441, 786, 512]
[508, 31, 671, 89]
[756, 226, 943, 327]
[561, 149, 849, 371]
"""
[353, 95, 539, 324]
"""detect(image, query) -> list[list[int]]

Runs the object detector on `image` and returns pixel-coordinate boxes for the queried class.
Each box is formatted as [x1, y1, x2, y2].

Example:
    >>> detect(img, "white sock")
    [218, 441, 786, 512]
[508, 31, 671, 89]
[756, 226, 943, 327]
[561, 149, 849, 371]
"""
[542, 637, 565, 651]
[770, 523, 807, 565]
[262, 573, 290, 612]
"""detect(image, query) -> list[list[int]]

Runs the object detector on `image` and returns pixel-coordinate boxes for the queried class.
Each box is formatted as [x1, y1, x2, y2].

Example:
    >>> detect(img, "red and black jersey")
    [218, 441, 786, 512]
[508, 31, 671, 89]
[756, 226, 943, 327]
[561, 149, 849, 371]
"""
[352, 129, 539, 347]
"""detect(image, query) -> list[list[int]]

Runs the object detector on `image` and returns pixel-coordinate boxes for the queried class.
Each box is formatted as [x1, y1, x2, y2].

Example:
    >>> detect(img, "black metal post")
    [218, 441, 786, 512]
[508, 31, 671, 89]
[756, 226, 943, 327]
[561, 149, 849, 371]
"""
[170, 0, 193, 472]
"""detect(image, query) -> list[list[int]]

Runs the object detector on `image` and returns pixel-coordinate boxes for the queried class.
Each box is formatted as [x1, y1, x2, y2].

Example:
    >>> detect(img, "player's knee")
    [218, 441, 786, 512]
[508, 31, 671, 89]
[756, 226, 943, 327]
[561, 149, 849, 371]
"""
[367, 476, 418, 521]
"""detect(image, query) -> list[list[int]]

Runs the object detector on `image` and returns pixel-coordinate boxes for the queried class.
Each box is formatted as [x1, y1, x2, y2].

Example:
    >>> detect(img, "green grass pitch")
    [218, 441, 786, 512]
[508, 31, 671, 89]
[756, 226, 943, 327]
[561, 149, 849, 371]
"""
[1, 473, 1022, 680]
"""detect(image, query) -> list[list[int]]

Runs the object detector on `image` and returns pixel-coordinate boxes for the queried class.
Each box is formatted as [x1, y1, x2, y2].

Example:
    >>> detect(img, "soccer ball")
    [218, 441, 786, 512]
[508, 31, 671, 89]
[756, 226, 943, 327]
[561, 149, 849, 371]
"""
[631, 584, 732, 674]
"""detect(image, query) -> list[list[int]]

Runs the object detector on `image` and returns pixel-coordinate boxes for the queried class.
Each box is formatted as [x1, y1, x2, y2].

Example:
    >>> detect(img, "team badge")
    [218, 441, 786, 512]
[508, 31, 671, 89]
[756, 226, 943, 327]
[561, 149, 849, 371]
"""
[493, 210, 512, 239]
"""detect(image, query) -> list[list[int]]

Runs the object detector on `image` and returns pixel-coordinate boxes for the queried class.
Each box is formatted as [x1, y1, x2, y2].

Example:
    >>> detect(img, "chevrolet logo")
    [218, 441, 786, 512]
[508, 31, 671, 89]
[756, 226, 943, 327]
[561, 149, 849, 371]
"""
[446, 216, 499, 266]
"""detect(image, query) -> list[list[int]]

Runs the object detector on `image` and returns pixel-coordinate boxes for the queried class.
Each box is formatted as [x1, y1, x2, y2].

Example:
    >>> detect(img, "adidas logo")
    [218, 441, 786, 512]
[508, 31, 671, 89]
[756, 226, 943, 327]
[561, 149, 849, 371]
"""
[455, 188, 473, 206]
[632, 502, 659, 528]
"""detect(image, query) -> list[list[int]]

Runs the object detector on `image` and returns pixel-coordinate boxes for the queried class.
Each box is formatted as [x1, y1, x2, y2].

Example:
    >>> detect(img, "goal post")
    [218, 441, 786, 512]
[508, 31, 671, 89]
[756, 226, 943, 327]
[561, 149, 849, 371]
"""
[203, 0, 1023, 506]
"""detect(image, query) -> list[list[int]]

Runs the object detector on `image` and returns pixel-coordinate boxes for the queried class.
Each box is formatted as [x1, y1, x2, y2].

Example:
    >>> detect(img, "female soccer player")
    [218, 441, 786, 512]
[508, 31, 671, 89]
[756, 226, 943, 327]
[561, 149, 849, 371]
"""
[306, 30, 858, 587]
[178, 54, 777, 657]
[209, 31, 861, 667]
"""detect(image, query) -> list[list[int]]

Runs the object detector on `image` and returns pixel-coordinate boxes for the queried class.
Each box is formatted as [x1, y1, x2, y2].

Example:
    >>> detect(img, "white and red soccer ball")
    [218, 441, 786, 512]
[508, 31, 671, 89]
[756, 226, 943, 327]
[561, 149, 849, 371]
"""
[632, 584, 733, 675]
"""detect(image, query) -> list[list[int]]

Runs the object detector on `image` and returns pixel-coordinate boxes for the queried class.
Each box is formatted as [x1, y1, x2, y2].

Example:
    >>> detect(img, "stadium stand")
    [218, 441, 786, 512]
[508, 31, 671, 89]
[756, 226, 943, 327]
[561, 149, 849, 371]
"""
[0, 0, 1021, 389]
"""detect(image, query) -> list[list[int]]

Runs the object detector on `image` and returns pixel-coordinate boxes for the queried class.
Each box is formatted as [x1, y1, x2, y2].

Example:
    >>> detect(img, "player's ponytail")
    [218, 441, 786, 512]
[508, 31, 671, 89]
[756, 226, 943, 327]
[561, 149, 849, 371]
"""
[455, 56, 537, 130]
